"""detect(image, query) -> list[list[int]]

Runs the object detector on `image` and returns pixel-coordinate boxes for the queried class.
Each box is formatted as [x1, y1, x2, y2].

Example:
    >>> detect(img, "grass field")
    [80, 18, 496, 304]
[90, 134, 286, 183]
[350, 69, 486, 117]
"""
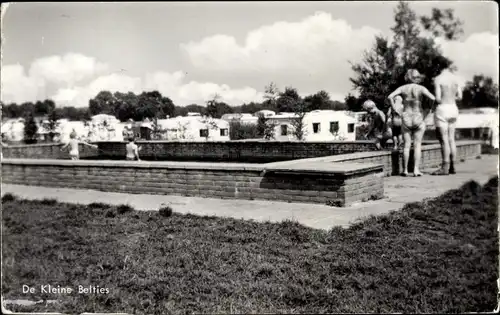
[2, 176, 498, 314]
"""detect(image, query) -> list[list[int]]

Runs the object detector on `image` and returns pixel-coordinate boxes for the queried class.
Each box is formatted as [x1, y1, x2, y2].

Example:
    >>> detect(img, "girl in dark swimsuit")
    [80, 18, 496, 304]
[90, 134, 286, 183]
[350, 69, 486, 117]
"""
[388, 69, 436, 177]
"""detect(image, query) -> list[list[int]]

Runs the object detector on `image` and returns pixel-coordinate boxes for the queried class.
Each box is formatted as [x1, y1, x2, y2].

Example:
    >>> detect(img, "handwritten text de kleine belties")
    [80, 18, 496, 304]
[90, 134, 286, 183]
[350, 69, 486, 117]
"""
[23, 284, 109, 294]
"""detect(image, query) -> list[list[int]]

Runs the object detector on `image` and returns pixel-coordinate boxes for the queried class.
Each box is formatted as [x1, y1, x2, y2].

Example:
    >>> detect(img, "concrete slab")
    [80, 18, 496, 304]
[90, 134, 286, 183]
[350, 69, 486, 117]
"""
[2, 155, 497, 230]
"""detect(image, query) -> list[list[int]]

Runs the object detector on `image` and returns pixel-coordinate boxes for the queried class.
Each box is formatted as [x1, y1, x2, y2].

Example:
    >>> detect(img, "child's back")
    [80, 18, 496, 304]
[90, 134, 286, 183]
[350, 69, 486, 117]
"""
[126, 140, 139, 160]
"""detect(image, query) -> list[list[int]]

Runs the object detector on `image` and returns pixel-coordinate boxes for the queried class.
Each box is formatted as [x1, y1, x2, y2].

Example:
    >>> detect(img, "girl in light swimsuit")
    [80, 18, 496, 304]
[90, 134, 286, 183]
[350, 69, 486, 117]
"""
[388, 69, 436, 177]
[60, 132, 98, 160]
[125, 137, 141, 161]
[431, 69, 462, 176]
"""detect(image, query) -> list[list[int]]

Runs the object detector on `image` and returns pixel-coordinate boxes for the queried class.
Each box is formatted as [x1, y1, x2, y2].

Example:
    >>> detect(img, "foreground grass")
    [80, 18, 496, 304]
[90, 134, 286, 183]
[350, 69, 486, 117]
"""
[2, 177, 498, 314]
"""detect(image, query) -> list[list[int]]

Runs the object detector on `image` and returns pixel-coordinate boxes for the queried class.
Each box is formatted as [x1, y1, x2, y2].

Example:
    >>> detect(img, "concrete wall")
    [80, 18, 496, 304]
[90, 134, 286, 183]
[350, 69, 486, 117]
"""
[267, 141, 482, 176]
[1, 159, 384, 207]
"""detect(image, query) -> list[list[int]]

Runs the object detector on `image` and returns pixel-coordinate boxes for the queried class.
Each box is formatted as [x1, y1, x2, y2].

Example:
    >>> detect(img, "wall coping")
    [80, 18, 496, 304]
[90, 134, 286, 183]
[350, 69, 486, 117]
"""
[3, 143, 64, 148]
[1, 158, 383, 177]
[93, 140, 377, 145]
[265, 140, 483, 167]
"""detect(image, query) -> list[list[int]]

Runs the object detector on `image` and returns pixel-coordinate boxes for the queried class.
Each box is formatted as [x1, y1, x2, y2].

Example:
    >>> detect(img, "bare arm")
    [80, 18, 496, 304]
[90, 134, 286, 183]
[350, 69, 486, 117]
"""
[387, 87, 403, 101]
[387, 106, 392, 117]
[456, 83, 463, 101]
[79, 141, 98, 148]
[134, 146, 140, 160]
[434, 81, 442, 103]
[422, 86, 436, 101]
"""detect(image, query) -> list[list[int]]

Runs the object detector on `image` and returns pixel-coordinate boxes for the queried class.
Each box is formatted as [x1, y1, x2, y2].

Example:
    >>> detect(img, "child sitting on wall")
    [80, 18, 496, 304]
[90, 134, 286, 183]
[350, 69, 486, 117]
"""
[60, 132, 98, 160]
[363, 100, 392, 150]
[126, 137, 141, 161]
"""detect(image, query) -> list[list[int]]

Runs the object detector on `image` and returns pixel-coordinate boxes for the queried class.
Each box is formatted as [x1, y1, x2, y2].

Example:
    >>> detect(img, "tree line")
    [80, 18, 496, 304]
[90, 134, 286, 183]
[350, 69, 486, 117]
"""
[2, 2, 497, 127]
[1, 87, 347, 123]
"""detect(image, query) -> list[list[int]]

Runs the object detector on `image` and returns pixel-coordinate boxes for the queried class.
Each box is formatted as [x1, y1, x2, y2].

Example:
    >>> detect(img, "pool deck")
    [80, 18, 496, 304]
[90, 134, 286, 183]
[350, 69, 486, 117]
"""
[1, 155, 498, 230]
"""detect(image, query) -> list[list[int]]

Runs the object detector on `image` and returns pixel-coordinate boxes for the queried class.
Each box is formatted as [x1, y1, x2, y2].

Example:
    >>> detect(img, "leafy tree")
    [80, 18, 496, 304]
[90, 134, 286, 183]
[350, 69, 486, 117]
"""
[55, 106, 89, 121]
[291, 100, 309, 141]
[349, 1, 462, 112]
[206, 94, 234, 118]
[2, 103, 22, 118]
[136, 91, 161, 120]
[114, 92, 138, 122]
[47, 109, 60, 141]
[344, 93, 364, 112]
[256, 113, 276, 140]
[23, 114, 38, 144]
[276, 87, 301, 113]
[303, 90, 336, 111]
[89, 91, 115, 116]
[159, 96, 176, 118]
[262, 82, 280, 112]
[420, 8, 464, 40]
[461, 75, 499, 109]
[19, 102, 36, 118]
[34, 99, 56, 116]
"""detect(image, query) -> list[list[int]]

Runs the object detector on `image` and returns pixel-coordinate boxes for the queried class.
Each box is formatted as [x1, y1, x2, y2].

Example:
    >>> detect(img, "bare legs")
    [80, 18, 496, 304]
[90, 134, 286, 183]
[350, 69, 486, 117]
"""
[402, 129, 412, 176]
[413, 126, 425, 176]
[448, 121, 457, 174]
[432, 120, 456, 175]
[401, 125, 425, 177]
[392, 134, 403, 150]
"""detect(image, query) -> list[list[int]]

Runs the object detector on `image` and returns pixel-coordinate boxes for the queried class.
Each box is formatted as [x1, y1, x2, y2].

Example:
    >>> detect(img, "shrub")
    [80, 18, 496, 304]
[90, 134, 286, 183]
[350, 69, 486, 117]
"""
[117, 204, 134, 214]
[1, 193, 17, 203]
[40, 198, 57, 206]
[229, 121, 259, 140]
[88, 202, 110, 209]
[159, 205, 173, 217]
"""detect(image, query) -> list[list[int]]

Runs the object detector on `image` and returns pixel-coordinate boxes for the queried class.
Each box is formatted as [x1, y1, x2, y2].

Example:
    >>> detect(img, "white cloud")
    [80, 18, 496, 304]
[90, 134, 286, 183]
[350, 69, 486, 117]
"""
[28, 53, 108, 85]
[3, 53, 263, 107]
[1, 64, 44, 104]
[436, 32, 499, 82]
[51, 71, 264, 107]
[181, 12, 380, 75]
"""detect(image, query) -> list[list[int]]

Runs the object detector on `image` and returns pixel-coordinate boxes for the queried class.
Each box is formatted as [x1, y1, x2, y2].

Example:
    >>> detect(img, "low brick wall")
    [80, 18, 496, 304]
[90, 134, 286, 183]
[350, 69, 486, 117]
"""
[1, 159, 384, 206]
[2, 140, 378, 162]
[268, 141, 482, 176]
[95, 140, 380, 162]
[2, 143, 99, 160]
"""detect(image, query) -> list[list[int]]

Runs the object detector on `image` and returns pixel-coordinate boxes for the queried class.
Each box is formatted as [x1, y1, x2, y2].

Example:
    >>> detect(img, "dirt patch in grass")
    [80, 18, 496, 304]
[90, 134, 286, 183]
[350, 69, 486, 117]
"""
[2, 177, 498, 314]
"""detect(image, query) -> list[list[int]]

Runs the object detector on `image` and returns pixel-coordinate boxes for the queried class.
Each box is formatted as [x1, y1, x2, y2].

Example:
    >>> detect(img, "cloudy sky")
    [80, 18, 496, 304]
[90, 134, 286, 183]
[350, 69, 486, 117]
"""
[1, 1, 498, 108]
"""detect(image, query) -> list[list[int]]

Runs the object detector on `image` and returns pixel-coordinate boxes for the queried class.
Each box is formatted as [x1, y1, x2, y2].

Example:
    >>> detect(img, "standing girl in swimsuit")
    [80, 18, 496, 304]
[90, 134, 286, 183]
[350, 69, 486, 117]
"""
[60, 132, 98, 160]
[388, 69, 436, 177]
[431, 68, 463, 175]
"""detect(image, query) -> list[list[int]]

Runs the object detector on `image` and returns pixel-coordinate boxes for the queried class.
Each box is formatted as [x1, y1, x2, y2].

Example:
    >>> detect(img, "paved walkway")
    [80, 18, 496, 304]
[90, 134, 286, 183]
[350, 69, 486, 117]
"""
[2, 155, 497, 230]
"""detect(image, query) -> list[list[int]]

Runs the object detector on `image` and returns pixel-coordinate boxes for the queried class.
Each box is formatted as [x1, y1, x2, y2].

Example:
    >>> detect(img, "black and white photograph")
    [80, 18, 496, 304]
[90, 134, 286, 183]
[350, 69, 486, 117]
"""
[1, 1, 498, 313]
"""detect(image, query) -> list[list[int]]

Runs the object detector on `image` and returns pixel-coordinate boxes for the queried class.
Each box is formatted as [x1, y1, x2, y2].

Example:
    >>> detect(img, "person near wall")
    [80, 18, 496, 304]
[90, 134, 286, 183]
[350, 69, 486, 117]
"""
[122, 119, 135, 140]
[125, 137, 141, 161]
[430, 68, 463, 175]
[387, 69, 436, 177]
[387, 95, 404, 150]
[362, 100, 392, 150]
[60, 132, 98, 160]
